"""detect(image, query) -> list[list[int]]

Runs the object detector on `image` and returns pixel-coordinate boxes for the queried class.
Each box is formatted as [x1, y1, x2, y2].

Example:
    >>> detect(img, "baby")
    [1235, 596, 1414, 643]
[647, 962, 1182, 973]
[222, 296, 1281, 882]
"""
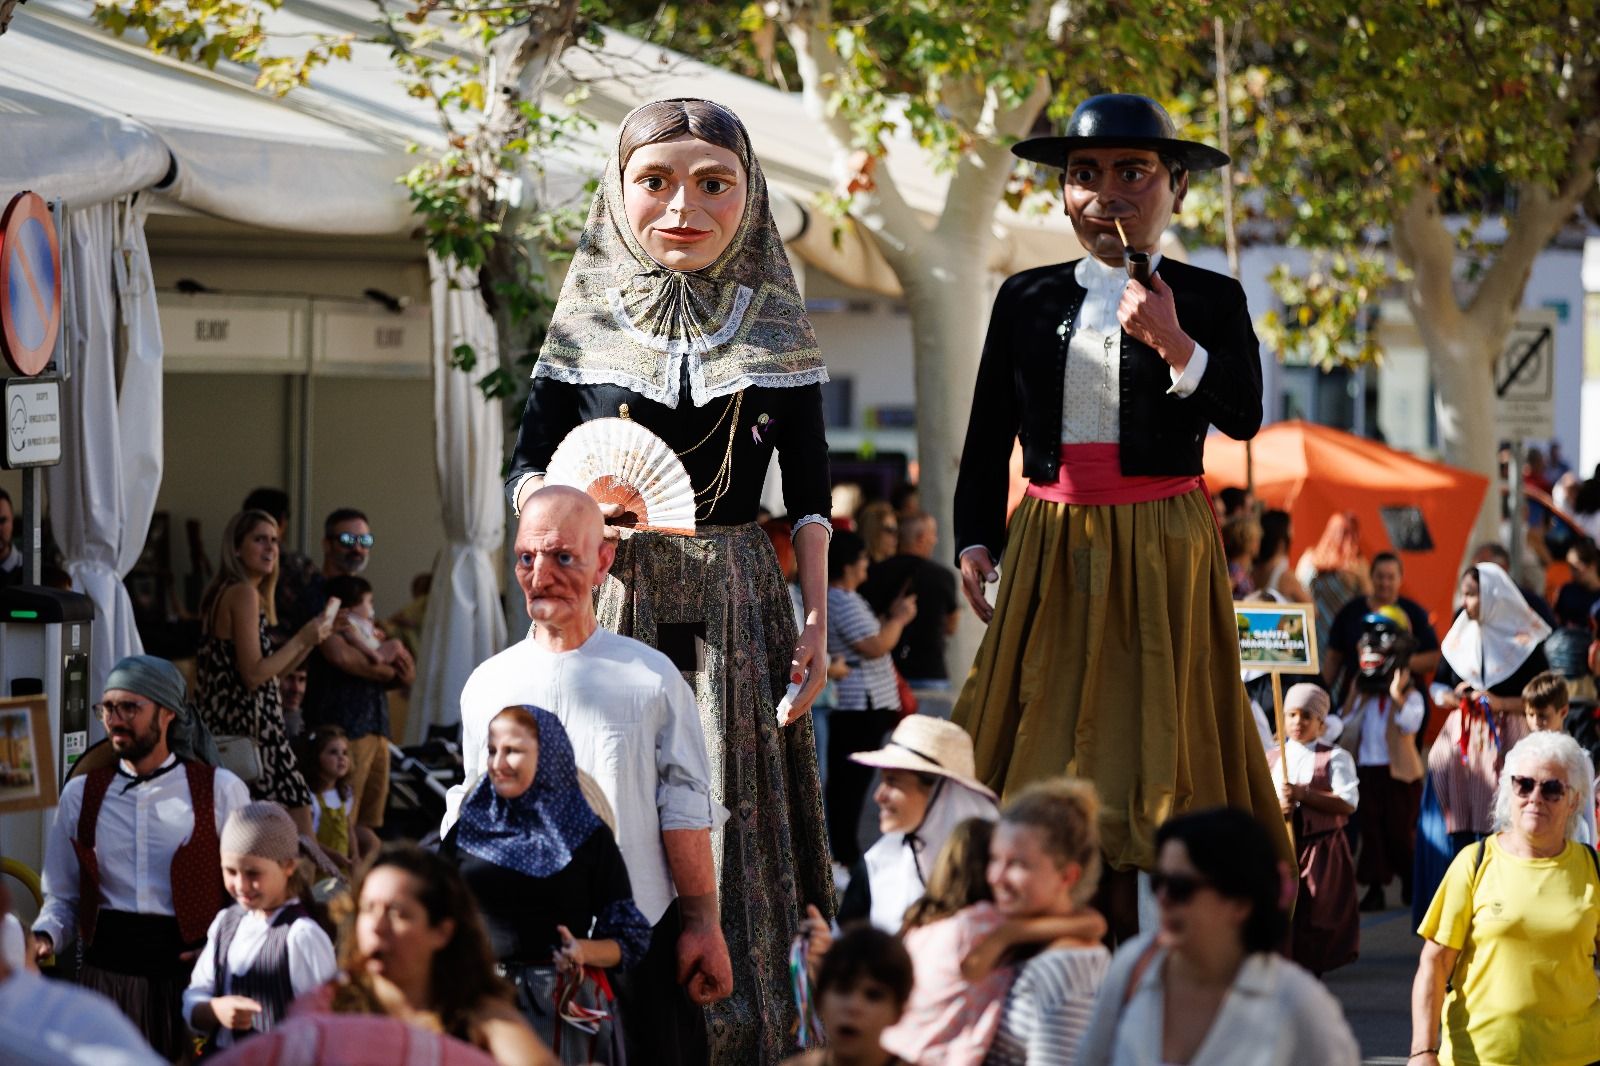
[324, 575, 407, 665]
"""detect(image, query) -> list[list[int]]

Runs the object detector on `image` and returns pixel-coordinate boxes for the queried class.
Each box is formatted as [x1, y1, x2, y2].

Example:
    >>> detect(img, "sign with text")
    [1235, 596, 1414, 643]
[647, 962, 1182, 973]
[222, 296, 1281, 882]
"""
[159, 295, 301, 371]
[315, 306, 429, 372]
[4, 375, 62, 468]
[1235, 603, 1319, 674]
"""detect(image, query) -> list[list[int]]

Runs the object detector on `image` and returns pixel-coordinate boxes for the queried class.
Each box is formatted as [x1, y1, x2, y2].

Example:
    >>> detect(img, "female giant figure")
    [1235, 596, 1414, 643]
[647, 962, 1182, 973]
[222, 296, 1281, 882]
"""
[507, 98, 833, 1064]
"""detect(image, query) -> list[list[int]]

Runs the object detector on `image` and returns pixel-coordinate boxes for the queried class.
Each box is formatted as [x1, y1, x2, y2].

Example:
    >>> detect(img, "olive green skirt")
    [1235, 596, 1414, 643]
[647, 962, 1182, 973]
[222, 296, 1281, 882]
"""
[953, 491, 1292, 872]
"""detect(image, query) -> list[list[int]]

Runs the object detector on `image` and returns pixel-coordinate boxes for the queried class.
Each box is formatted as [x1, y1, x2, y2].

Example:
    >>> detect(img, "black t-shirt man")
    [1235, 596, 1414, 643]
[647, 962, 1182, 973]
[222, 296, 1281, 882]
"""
[860, 554, 960, 682]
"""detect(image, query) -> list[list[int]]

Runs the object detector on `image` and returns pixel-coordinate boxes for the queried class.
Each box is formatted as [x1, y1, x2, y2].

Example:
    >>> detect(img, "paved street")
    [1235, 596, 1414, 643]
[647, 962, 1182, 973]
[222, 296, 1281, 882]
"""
[1325, 882, 1422, 1065]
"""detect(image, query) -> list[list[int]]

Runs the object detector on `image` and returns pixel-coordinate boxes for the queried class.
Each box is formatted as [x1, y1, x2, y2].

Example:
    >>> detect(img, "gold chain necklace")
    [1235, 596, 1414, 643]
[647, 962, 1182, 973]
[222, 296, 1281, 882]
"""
[692, 390, 744, 520]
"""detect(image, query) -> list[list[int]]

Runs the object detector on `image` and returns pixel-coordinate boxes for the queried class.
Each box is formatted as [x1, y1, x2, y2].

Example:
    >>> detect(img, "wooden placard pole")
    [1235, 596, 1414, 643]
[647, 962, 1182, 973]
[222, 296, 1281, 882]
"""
[1236, 602, 1319, 854]
[1270, 667, 1294, 850]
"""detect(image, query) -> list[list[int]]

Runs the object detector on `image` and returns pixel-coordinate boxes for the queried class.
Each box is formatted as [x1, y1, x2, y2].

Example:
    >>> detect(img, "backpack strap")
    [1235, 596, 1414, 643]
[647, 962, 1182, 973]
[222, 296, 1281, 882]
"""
[1444, 837, 1491, 995]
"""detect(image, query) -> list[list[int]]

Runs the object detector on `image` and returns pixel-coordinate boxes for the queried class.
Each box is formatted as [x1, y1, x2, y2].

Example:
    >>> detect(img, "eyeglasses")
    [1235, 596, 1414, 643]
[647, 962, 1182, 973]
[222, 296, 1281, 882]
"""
[335, 532, 374, 549]
[1149, 870, 1210, 904]
[96, 700, 151, 721]
[1511, 775, 1569, 802]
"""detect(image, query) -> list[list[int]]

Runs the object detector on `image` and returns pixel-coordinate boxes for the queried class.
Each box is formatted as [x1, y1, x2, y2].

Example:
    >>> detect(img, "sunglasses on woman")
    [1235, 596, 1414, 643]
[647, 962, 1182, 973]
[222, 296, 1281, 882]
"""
[1510, 775, 1568, 802]
[1149, 870, 1210, 904]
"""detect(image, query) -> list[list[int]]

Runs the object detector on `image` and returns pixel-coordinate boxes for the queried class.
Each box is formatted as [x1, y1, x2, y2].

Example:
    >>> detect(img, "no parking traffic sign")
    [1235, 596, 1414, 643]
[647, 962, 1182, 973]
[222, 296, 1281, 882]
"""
[0, 192, 63, 376]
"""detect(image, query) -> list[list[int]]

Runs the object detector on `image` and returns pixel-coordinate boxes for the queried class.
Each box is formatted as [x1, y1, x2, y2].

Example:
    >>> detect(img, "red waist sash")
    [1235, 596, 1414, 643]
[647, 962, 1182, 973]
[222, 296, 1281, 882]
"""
[1025, 444, 1201, 505]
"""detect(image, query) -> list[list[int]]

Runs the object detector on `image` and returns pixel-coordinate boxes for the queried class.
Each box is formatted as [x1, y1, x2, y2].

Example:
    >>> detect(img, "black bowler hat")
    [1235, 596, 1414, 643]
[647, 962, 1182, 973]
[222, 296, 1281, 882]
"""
[1012, 93, 1230, 172]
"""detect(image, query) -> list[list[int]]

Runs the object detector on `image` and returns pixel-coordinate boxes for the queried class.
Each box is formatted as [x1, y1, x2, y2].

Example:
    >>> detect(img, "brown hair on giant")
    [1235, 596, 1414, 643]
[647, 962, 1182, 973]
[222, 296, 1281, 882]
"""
[617, 99, 750, 171]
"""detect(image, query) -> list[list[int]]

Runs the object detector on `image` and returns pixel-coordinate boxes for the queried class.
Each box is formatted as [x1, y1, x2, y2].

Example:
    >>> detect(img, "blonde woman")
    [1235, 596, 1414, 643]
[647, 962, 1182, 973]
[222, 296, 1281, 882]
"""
[197, 510, 333, 838]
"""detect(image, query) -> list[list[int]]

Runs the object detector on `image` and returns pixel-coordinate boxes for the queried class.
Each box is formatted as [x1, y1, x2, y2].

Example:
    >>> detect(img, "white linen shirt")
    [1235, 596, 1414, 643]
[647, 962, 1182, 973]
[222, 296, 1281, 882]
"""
[1270, 739, 1360, 809]
[441, 627, 725, 926]
[182, 905, 337, 1048]
[1347, 690, 1425, 767]
[34, 755, 251, 951]
[1076, 932, 1361, 1066]
[0, 970, 166, 1066]
[1061, 255, 1210, 443]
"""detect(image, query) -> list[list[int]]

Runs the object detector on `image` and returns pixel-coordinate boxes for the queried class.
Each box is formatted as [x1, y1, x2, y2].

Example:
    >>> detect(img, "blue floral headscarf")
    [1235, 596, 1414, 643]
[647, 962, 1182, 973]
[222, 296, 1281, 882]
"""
[455, 704, 605, 879]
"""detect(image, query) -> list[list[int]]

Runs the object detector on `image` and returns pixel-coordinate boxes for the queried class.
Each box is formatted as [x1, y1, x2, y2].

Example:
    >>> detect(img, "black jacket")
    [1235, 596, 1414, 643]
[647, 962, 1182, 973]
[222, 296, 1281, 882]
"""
[953, 257, 1263, 560]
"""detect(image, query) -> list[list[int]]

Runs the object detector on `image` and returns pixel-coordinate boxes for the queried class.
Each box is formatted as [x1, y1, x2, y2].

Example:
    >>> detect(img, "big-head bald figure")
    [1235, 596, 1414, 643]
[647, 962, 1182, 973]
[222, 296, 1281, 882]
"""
[444, 486, 730, 1063]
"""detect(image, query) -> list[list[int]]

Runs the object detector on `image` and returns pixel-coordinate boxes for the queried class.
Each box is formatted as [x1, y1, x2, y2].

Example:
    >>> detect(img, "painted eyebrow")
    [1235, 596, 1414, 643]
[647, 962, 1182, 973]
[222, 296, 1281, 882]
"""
[631, 161, 740, 179]
[1065, 156, 1157, 169]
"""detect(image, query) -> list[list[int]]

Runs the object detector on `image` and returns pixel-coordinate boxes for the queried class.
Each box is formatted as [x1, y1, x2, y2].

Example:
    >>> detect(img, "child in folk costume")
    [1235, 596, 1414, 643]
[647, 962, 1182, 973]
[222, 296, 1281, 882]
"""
[1268, 684, 1360, 976]
[185, 802, 336, 1050]
[1335, 607, 1426, 912]
[298, 725, 362, 875]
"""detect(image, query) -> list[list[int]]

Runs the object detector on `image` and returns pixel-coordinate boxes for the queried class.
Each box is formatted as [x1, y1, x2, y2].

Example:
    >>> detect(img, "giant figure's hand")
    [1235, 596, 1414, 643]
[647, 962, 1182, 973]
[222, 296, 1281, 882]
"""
[959, 548, 999, 624]
[1118, 272, 1196, 374]
[780, 619, 829, 726]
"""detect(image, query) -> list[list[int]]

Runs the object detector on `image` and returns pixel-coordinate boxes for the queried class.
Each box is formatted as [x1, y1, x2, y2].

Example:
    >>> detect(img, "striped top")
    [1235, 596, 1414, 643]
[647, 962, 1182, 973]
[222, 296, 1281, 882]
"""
[827, 586, 901, 711]
[1427, 705, 1528, 836]
[984, 945, 1111, 1066]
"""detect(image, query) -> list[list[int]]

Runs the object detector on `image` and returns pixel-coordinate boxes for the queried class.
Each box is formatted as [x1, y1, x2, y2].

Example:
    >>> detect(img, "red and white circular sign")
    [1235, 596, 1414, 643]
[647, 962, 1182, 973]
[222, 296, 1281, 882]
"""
[0, 191, 63, 377]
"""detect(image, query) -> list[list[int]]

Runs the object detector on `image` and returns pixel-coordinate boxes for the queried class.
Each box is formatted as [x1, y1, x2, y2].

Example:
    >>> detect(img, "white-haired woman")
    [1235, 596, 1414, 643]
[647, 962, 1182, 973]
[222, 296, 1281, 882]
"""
[1410, 731, 1600, 1066]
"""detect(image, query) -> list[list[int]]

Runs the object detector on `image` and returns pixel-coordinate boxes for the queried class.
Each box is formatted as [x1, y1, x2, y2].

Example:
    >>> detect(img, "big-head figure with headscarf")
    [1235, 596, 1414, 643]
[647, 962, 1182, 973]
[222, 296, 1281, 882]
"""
[503, 99, 834, 1066]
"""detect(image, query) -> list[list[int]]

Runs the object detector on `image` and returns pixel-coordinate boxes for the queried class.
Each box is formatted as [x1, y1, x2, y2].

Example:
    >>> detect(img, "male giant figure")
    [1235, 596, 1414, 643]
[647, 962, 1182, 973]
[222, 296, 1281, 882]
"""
[951, 94, 1291, 938]
[443, 486, 731, 1064]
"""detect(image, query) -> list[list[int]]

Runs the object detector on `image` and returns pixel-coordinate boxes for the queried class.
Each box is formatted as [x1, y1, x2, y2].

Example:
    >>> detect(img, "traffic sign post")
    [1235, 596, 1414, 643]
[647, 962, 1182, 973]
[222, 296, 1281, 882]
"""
[0, 192, 66, 588]
[1495, 311, 1559, 582]
[0, 192, 63, 377]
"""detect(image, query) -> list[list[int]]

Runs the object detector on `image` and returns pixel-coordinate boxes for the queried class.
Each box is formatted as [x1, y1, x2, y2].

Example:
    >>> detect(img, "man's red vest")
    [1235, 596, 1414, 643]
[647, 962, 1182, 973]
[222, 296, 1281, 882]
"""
[71, 760, 229, 946]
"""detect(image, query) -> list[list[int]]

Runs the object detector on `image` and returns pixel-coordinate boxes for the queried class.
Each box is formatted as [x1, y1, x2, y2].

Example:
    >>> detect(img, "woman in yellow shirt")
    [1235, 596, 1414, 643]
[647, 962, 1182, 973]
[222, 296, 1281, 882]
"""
[1410, 731, 1600, 1066]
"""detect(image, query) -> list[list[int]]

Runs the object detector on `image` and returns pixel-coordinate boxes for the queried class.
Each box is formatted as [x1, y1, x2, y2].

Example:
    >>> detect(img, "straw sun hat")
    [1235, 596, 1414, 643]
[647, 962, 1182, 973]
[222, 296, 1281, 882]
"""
[849, 716, 998, 803]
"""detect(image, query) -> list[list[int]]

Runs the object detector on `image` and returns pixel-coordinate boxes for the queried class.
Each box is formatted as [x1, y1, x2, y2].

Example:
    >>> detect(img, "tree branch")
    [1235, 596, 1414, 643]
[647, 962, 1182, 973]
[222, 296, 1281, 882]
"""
[934, 73, 1049, 246]
[779, 0, 929, 267]
[1390, 171, 1463, 342]
[1465, 124, 1600, 340]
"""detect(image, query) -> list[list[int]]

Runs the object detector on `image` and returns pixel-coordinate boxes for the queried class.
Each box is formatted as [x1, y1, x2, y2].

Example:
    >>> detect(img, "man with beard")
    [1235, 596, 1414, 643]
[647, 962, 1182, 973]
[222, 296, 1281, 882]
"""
[300, 508, 411, 834]
[32, 655, 249, 1059]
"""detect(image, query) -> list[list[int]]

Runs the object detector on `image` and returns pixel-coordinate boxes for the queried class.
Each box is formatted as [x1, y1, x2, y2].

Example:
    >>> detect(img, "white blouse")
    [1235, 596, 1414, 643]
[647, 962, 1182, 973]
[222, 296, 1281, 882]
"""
[1060, 256, 1210, 444]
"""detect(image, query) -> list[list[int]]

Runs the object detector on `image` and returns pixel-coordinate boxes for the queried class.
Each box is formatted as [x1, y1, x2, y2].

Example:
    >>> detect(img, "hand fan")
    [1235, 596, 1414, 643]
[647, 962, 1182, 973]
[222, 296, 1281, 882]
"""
[543, 416, 696, 535]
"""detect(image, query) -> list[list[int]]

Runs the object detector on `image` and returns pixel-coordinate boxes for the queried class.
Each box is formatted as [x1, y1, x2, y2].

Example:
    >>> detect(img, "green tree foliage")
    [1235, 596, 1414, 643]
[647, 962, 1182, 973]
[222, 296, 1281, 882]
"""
[87, 0, 602, 400]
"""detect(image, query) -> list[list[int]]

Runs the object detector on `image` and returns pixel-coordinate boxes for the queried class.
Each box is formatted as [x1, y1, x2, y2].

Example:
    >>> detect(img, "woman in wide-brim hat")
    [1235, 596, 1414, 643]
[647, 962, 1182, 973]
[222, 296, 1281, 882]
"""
[836, 716, 1000, 932]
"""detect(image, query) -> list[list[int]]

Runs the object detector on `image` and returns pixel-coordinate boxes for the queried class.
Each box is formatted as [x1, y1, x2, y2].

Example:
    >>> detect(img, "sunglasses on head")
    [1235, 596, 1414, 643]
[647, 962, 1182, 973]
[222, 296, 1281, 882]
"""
[1149, 870, 1210, 904]
[335, 532, 374, 549]
[1511, 775, 1568, 802]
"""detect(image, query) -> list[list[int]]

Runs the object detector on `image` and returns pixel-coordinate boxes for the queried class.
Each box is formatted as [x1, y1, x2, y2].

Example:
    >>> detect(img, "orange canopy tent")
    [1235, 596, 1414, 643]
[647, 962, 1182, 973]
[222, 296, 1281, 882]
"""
[1204, 421, 1490, 633]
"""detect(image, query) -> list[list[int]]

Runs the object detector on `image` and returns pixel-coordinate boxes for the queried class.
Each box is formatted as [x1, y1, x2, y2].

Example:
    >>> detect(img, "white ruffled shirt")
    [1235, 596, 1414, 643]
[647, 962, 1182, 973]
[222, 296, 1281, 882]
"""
[1061, 255, 1210, 443]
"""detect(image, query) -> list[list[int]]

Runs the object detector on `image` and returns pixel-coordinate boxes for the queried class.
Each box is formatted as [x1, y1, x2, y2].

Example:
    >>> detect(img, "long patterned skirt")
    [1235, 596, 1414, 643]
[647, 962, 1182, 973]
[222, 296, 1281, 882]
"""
[952, 491, 1293, 873]
[597, 522, 834, 1066]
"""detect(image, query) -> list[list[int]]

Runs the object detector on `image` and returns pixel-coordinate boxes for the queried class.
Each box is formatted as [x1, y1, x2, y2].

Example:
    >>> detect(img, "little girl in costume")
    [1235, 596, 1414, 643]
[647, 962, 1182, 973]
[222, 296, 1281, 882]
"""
[184, 801, 337, 1049]
[299, 725, 361, 874]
